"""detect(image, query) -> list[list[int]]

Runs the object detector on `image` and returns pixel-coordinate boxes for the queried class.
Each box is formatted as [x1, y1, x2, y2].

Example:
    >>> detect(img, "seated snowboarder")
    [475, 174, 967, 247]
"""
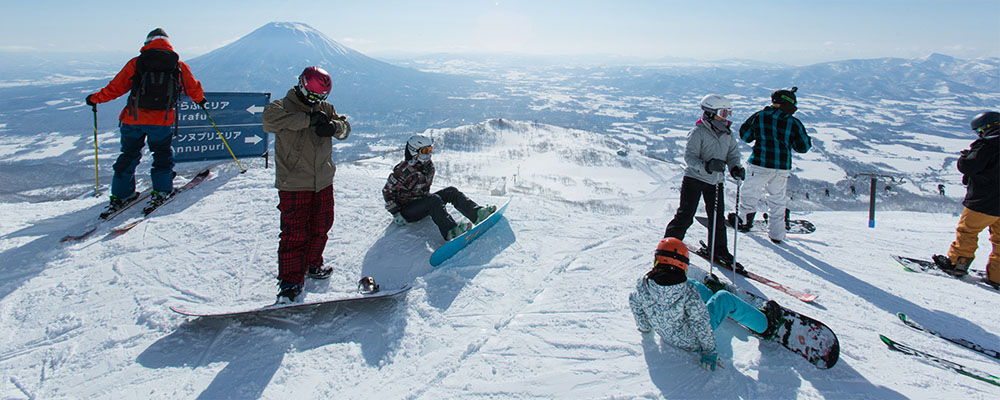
[382, 134, 497, 241]
[629, 238, 783, 371]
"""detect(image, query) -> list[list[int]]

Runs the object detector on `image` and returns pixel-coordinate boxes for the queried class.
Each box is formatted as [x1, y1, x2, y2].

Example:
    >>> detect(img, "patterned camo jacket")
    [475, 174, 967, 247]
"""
[629, 277, 716, 353]
[382, 159, 435, 214]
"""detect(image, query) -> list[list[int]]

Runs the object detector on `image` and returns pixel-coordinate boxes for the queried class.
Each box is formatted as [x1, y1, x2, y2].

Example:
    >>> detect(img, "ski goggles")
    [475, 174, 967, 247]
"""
[716, 108, 733, 119]
[305, 90, 328, 102]
[415, 145, 434, 155]
[975, 123, 996, 134]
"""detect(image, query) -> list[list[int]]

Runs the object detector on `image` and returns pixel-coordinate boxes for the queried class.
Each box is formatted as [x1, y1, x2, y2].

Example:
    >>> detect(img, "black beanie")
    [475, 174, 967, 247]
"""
[771, 86, 798, 106]
[145, 28, 169, 44]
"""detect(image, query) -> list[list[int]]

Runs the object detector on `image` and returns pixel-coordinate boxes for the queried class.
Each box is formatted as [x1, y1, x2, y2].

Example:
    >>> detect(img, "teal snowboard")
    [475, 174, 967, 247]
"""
[430, 199, 511, 266]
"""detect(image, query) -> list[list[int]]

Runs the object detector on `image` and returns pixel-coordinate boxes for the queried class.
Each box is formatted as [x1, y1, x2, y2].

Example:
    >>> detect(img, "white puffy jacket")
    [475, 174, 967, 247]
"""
[629, 277, 716, 353]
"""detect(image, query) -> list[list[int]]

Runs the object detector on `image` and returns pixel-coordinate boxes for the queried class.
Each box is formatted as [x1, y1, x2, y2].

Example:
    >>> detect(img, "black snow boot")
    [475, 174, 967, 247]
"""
[99, 193, 139, 219]
[758, 300, 784, 340]
[933, 254, 971, 277]
[276, 281, 303, 304]
[307, 264, 333, 280]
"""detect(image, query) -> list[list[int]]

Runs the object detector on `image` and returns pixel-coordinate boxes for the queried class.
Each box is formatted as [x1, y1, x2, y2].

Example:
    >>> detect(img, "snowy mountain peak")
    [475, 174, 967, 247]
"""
[244, 21, 354, 57]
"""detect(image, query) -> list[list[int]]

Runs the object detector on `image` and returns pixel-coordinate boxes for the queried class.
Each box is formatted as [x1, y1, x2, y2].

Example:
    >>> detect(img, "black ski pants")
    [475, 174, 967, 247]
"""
[401, 186, 480, 239]
[664, 176, 729, 255]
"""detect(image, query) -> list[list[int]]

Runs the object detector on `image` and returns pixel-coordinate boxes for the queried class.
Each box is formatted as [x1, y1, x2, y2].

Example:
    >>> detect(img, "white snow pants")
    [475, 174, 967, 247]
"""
[737, 164, 791, 241]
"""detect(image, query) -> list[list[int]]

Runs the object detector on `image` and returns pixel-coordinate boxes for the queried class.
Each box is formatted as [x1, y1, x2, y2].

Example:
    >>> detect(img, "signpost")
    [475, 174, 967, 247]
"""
[173, 92, 270, 163]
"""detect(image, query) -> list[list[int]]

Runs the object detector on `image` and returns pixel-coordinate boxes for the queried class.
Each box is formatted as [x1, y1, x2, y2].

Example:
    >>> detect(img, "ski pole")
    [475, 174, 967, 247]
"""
[200, 105, 247, 173]
[731, 177, 742, 283]
[708, 171, 724, 276]
[91, 103, 100, 197]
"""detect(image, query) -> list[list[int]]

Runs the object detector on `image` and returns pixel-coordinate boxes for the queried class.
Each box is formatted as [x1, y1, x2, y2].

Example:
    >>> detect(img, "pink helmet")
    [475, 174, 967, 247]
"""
[297, 66, 332, 104]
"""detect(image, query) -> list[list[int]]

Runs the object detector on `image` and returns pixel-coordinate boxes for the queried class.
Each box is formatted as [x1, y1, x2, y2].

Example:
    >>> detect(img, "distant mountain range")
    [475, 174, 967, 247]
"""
[0, 22, 996, 208]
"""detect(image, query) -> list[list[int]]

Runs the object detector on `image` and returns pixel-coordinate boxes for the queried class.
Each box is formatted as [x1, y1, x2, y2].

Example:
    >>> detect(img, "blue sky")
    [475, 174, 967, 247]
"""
[2, 0, 997, 65]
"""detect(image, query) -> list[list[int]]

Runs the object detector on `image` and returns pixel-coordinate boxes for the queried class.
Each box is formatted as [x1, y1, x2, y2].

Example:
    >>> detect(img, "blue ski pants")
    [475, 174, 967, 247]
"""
[112, 123, 174, 198]
[691, 279, 768, 334]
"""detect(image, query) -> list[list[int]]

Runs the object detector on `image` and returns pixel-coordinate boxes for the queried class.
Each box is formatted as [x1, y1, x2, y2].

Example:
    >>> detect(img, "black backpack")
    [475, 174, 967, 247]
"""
[128, 49, 180, 119]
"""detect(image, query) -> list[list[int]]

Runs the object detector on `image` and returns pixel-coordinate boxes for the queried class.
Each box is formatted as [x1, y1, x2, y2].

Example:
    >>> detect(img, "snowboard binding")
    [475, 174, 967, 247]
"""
[358, 276, 380, 294]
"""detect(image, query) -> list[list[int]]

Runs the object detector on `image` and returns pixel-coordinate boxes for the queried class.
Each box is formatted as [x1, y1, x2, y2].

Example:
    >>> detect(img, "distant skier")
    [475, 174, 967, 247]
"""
[629, 238, 783, 371]
[382, 135, 496, 241]
[85, 28, 206, 217]
[262, 66, 351, 304]
[732, 87, 811, 244]
[662, 94, 745, 270]
[933, 111, 1000, 288]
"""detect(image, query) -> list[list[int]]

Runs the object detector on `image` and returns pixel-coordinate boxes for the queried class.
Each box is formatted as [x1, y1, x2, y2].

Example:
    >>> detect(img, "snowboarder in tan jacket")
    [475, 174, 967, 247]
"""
[262, 66, 350, 304]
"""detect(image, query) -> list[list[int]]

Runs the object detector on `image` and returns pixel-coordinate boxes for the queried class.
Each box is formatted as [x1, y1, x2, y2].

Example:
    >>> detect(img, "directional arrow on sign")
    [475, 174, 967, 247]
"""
[246, 105, 264, 114]
[245, 135, 262, 145]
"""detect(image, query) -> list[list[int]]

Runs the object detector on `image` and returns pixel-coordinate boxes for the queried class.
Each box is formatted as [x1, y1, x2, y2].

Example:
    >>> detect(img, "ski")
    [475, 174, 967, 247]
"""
[890, 255, 996, 290]
[107, 168, 211, 237]
[60, 190, 152, 242]
[897, 313, 1000, 361]
[879, 334, 1000, 387]
[693, 240, 818, 302]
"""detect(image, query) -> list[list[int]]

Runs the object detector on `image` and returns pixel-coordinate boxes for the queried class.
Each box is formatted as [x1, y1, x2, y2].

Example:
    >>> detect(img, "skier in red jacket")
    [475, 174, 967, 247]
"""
[85, 28, 206, 217]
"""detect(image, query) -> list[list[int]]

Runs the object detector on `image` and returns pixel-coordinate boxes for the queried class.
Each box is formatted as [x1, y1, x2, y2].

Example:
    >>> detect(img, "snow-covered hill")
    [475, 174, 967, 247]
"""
[2, 120, 998, 399]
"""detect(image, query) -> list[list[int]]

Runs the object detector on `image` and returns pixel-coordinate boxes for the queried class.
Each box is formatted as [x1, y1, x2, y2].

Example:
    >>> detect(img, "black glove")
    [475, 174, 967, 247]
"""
[85, 94, 97, 108]
[315, 120, 336, 137]
[309, 111, 329, 127]
[705, 159, 726, 174]
[730, 165, 746, 180]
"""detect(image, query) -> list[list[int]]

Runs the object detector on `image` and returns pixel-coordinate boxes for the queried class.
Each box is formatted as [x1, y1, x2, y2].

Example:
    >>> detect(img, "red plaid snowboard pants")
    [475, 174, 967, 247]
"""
[277, 185, 334, 284]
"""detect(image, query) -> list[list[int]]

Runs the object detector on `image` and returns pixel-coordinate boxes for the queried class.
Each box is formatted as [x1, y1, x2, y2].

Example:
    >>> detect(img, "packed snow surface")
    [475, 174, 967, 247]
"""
[1, 121, 998, 399]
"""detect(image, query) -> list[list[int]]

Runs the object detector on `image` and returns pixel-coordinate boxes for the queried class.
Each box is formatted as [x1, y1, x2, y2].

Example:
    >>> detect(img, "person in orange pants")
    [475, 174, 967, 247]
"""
[934, 111, 999, 287]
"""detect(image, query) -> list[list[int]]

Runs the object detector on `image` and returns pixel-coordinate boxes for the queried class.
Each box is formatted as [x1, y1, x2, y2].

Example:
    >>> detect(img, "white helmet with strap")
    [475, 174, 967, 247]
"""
[700, 94, 733, 120]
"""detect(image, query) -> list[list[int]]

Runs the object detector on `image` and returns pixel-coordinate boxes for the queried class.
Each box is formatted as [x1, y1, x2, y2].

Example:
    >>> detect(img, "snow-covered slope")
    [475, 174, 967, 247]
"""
[1, 120, 998, 399]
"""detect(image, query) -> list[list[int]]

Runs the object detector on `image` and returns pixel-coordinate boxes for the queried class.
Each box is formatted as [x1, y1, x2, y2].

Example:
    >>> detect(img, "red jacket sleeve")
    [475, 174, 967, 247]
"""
[178, 61, 205, 103]
[91, 58, 137, 103]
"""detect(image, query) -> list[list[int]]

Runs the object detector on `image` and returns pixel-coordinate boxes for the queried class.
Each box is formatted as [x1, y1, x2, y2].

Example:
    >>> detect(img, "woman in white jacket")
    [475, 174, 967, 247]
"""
[628, 238, 781, 371]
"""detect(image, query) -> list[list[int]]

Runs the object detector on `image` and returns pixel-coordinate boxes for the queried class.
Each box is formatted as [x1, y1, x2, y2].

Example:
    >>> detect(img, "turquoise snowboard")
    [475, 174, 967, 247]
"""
[430, 199, 511, 266]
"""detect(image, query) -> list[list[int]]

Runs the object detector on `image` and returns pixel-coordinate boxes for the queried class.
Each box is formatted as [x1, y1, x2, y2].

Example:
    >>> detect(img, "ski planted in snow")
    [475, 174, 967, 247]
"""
[890, 255, 997, 290]
[692, 240, 818, 302]
[879, 334, 1000, 387]
[60, 190, 152, 242]
[897, 312, 1000, 361]
[107, 168, 211, 237]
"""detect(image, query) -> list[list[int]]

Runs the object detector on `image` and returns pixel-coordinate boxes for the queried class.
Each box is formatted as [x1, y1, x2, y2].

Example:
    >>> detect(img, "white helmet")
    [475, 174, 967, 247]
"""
[406, 134, 434, 162]
[699, 94, 733, 120]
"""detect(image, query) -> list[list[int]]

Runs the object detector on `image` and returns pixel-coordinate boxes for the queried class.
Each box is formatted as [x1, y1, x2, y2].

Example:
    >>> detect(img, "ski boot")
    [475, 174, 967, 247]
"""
[713, 251, 746, 275]
[758, 300, 784, 340]
[445, 221, 473, 241]
[143, 190, 174, 215]
[932, 254, 971, 277]
[475, 204, 498, 224]
[307, 264, 333, 280]
[358, 276, 380, 294]
[276, 281, 303, 304]
[704, 274, 726, 293]
[99, 193, 139, 219]
[728, 212, 754, 232]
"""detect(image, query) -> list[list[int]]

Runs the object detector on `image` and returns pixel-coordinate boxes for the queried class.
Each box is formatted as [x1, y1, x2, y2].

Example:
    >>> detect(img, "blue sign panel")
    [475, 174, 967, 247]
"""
[173, 92, 270, 163]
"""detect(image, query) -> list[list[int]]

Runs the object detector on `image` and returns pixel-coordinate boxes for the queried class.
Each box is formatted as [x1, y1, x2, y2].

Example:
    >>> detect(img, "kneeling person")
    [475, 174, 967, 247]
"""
[628, 238, 783, 371]
[382, 135, 496, 240]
